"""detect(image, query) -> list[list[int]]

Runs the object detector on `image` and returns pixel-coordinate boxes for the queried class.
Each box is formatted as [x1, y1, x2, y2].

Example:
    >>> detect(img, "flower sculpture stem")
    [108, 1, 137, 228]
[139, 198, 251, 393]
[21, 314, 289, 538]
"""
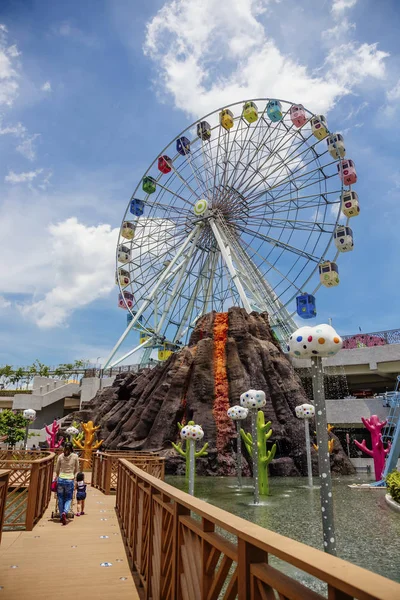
[304, 420, 313, 488]
[45, 420, 63, 449]
[241, 410, 277, 500]
[311, 356, 336, 556]
[236, 421, 242, 487]
[171, 421, 208, 495]
[72, 420, 103, 467]
[354, 415, 391, 481]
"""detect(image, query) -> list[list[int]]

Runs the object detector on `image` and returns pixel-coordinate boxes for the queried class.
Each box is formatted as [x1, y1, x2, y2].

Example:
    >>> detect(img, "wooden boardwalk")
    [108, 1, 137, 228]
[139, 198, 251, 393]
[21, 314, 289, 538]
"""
[0, 477, 140, 599]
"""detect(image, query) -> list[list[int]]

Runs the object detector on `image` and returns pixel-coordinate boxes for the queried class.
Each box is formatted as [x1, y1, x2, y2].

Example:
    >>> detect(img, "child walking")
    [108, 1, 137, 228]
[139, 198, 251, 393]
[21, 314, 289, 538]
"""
[75, 472, 87, 516]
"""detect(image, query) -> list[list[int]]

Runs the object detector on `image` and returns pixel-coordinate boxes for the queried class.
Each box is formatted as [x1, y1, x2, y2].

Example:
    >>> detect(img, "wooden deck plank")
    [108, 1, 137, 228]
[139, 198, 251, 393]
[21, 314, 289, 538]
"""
[0, 480, 140, 599]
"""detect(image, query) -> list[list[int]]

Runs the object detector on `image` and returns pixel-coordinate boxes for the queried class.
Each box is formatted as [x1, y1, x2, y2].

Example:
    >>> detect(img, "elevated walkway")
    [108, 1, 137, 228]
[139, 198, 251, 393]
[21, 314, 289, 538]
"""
[0, 478, 139, 599]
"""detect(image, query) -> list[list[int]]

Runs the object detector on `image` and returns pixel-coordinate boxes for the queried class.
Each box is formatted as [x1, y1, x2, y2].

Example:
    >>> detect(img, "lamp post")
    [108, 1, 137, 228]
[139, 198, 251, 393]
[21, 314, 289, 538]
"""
[227, 405, 249, 487]
[23, 409, 36, 450]
[295, 403, 315, 488]
[288, 324, 342, 556]
[240, 390, 266, 505]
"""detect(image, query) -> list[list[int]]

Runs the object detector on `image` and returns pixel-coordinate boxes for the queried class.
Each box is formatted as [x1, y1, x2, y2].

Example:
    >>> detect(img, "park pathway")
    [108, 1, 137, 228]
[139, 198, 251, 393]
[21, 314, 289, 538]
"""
[0, 477, 139, 599]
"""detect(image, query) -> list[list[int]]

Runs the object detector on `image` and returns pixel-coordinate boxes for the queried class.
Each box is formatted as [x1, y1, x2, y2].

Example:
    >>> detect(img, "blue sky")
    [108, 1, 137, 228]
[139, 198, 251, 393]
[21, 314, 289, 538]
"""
[0, 0, 399, 367]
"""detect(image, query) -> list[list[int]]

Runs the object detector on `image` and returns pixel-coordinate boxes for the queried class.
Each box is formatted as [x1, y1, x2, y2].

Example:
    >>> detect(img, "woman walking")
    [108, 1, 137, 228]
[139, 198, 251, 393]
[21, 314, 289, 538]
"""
[55, 441, 79, 525]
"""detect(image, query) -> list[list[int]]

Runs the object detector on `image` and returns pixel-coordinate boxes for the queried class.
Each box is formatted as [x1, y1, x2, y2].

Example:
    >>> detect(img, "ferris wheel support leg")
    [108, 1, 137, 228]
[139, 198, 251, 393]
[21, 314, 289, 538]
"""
[174, 252, 213, 342]
[103, 225, 202, 369]
[108, 338, 155, 369]
[155, 226, 203, 336]
[209, 219, 253, 313]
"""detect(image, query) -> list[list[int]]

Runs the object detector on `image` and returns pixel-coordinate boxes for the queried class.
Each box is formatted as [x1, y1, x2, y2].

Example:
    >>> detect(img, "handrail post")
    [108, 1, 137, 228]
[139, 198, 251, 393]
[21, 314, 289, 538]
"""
[173, 501, 191, 600]
[238, 538, 267, 599]
[25, 461, 40, 531]
[201, 517, 215, 599]
[104, 455, 112, 495]
[0, 470, 10, 545]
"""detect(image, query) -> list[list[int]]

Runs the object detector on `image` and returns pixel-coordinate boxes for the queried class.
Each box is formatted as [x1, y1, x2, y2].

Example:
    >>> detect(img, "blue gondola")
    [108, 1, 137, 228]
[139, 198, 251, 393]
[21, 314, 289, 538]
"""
[296, 293, 316, 319]
[176, 136, 191, 156]
[130, 199, 145, 217]
[127, 312, 143, 325]
[267, 100, 283, 122]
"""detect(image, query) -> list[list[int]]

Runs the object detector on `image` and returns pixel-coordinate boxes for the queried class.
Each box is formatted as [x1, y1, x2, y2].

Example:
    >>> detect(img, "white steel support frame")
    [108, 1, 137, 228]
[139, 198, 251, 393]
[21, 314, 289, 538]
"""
[104, 224, 202, 369]
[107, 211, 300, 367]
[209, 218, 253, 313]
[210, 216, 297, 341]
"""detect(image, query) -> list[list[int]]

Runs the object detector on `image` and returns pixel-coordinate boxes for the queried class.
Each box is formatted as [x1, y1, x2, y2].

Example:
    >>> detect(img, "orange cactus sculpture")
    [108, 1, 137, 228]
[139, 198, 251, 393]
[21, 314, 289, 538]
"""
[314, 424, 335, 453]
[72, 420, 103, 465]
[213, 313, 235, 454]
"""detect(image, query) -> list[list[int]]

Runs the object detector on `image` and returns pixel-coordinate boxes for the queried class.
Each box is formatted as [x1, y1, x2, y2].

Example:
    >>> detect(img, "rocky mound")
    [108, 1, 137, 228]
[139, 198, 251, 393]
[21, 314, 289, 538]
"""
[69, 308, 354, 476]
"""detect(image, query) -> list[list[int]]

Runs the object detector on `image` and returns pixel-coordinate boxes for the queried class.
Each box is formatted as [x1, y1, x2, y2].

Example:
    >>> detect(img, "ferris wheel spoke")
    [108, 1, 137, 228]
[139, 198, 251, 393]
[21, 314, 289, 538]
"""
[169, 165, 203, 202]
[221, 104, 270, 193]
[151, 180, 197, 210]
[228, 110, 295, 194]
[245, 217, 336, 232]
[236, 224, 321, 263]
[249, 189, 340, 212]
[238, 128, 321, 202]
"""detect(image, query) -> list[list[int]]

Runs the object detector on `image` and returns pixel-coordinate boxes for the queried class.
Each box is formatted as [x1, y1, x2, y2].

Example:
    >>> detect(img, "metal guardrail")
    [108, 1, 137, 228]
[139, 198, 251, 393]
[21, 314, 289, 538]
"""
[341, 328, 400, 349]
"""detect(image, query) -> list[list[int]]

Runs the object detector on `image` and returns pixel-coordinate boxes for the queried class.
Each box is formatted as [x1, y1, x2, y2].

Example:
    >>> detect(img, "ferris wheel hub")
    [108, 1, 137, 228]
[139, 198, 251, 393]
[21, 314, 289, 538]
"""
[194, 199, 209, 216]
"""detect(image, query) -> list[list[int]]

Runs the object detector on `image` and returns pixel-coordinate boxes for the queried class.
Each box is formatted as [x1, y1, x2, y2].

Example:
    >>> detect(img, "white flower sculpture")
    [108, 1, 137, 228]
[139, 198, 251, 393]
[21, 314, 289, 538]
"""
[240, 389, 266, 409]
[23, 409, 36, 422]
[227, 405, 249, 420]
[66, 426, 79, 436]
[287, 324, 342, 359]
[295, 403, 315, 419]
[180, 423, 204, 441]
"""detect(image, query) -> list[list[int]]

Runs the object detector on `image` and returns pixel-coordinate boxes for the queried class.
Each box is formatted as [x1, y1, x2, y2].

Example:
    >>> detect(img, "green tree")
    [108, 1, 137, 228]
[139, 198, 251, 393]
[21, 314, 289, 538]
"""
[0, 365, 14, 389]
[0, 410, 29, 448]
[32, 359, 49, 377]
[11, 367, 25, 389]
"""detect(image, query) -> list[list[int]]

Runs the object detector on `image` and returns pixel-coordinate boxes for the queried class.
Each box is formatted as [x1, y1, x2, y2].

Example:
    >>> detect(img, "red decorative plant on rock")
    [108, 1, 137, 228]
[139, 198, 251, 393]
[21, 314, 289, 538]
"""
[354, 415, 391, 480]
[45, 419, 64, 449]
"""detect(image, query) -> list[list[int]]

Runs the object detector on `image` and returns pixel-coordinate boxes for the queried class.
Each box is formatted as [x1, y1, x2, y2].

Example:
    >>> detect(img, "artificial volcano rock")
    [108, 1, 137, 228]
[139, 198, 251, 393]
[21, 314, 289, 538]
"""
[69, 308, 355, 476]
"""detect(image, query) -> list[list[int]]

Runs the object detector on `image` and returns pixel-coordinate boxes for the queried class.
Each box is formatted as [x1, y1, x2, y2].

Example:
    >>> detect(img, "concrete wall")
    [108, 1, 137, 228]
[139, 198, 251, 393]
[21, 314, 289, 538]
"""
[326, 398, 390, 425]
[13, 380, 80, 411]
[80, 377, 115, 406]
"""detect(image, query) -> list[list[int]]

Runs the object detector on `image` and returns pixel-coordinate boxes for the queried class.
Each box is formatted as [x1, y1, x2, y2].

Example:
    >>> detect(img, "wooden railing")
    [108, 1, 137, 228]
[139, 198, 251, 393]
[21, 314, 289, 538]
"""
[92, 451, 164, 494]
[116, 459, 400, 600]
[0, 470, 9, 544]
[0, 451, 54, 531]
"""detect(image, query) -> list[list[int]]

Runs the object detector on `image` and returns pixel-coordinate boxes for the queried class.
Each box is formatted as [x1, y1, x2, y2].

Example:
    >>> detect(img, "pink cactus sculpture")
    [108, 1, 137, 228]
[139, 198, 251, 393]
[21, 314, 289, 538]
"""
[354, 415, 391, 480]
[45, 420, 64, 449]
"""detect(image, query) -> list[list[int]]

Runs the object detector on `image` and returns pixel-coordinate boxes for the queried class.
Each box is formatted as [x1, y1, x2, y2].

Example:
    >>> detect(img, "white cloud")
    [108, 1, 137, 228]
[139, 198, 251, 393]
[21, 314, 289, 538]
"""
[387, 79, 400, 103]
[0, 295, 11, 309]
[41, 81, 52, 92]
[331, 0, 357, 15]
[5, 169, 43, 184]
[0, 23, 20, 106]
[18, 217, 118, 328]
[16, 133, 40, 160]
[0, 121, 26, 136]
[143, 0, 389, 118]
[324, 17, 355, 39]
[324, 42, 389, 87]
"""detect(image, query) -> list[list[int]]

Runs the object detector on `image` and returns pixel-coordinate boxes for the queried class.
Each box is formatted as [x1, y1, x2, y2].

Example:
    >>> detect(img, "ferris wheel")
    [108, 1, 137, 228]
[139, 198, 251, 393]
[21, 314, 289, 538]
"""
[104, 98, 359, 369]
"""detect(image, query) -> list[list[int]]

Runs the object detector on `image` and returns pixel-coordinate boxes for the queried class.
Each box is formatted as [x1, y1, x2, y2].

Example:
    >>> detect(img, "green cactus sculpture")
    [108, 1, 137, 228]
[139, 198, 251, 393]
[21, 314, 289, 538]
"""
[240, 410, 277, 495]
[172, 421, 208, 489]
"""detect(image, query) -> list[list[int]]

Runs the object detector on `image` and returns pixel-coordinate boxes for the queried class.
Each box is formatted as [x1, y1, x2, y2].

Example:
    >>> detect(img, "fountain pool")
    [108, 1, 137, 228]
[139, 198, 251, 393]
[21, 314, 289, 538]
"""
[167, 474, 400, 584]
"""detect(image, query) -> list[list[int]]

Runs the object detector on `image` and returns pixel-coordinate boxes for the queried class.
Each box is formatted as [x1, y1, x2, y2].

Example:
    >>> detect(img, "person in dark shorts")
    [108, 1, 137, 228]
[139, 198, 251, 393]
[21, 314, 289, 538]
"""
[75, 472, 87, 516]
